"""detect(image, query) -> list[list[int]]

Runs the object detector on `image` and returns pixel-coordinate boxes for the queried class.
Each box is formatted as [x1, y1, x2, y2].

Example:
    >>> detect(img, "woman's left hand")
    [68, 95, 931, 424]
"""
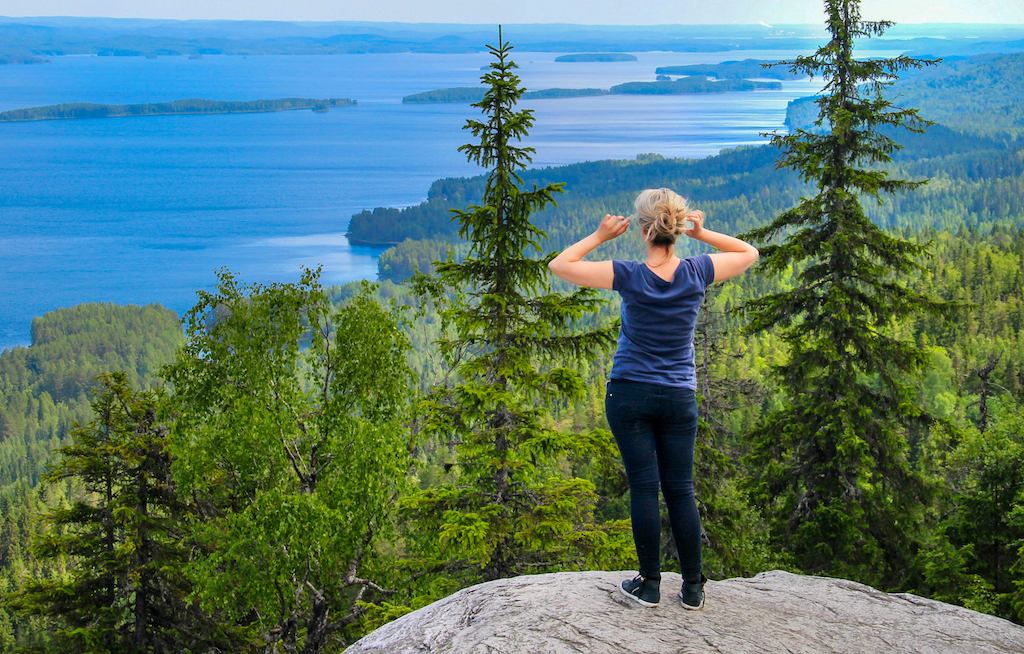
[595, 214, 631, 242]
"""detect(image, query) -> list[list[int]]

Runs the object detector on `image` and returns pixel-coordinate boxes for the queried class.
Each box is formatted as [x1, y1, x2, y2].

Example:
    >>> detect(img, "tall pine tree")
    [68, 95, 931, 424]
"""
[741, 0, 943, 585]
[401, 29, 630, 587]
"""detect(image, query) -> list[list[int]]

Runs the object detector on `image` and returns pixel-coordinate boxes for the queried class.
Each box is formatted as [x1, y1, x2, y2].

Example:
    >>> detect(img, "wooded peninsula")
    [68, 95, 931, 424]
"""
[401, 77, 779, 104]
[402, 87, 606, 103]
[655, 58, 807, 79]
[0, 97, 357, 122]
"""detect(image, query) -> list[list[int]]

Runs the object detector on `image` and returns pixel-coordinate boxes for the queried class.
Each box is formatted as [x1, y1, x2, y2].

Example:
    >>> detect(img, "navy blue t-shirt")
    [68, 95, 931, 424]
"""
[610, 255, 716, 389]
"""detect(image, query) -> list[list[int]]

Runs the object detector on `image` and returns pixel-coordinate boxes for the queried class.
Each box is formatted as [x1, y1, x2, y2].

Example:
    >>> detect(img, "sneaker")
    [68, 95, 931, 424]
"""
[679, 574, 707, 610]
[619, 574, 660, 607]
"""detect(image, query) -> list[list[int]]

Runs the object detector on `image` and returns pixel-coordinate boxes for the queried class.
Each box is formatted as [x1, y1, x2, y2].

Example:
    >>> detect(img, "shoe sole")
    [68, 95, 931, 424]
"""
[619, 583, 659, 607]
[679, 591, 705, 611]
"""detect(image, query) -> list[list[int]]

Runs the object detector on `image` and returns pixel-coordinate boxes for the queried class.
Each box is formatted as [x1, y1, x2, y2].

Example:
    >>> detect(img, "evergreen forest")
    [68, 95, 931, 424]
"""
[4, 5, 1024, 652]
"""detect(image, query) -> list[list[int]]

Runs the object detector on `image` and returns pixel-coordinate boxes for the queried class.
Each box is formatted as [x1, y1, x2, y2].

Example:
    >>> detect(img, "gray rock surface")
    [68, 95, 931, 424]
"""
[344, 570, 1024, 654]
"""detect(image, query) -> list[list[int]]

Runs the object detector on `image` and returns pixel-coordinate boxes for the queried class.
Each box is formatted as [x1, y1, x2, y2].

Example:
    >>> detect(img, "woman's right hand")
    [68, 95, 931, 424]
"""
[595, 214, 631, 242]
[683, 210, 705, 239]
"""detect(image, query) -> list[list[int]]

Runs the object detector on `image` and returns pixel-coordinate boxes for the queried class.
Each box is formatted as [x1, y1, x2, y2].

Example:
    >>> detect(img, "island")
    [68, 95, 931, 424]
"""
[403, 77, 784, 103]
[402, 87, 605, 104]
[403, 87, 486, 104]
[610, 76, 782, 94]
[0, 97, 357, 122]
[0, 53, 48, 65]
[554, 53, 637, 62]
[654, 58, 803, 80]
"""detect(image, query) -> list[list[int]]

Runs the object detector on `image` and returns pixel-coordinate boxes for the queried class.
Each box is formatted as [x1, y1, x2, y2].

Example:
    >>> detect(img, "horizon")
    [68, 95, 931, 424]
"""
[1, 0, 1022, 26]
[3, 16, 1024, 28]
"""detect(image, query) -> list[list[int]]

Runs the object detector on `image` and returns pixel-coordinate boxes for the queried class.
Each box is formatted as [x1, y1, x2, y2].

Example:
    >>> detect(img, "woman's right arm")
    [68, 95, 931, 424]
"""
[548, 214, 631, 289]
[685, 211, 758, 282]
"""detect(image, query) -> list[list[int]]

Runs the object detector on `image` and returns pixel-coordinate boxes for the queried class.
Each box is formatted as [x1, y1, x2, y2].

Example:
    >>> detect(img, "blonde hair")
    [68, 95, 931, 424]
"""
[633, 188, 691, 246]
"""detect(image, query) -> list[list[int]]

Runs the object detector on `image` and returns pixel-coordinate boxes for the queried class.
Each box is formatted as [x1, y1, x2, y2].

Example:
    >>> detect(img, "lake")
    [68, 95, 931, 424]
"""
[0, 49, 841, 350]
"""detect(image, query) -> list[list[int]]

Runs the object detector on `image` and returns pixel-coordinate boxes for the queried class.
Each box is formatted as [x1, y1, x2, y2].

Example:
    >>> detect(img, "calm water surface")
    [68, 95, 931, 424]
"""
[0, 50, 847, 350]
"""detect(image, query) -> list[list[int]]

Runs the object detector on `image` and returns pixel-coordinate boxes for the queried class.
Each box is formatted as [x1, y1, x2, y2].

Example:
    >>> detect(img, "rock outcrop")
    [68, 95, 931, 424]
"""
[345, 570, 1024, 654]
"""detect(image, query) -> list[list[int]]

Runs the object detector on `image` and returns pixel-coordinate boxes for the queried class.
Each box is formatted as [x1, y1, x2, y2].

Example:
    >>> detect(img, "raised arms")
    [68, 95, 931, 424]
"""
[547, 210, 758, 288]
[547, 213, 630, 289]
[685, 211, 759, 282]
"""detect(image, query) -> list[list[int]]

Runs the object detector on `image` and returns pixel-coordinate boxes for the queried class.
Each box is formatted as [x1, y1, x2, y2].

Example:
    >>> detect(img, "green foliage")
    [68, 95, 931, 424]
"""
[788, 53, 1024, 141]
[4, 373, 230, 654]
[0, 303, 182, 486]
[916, 402, 1024, 621]
[400, 31, 631, 589]
[164, 269, 413, 653]
[739, 0, 944, 585]
[884, 53, 1024, 140]
[377, 239, 458, 283]
[0, 304, 183, 650]
[352, 145, 798, 250]
[685, 290, 793, 578]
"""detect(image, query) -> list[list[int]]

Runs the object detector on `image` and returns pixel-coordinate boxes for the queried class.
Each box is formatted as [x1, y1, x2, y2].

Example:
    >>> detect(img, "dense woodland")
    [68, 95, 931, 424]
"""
[3, 9, 1024, 653]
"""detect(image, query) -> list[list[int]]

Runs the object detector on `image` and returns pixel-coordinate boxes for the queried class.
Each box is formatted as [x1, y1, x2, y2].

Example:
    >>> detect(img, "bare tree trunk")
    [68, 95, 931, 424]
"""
[975, 350, 1003, 432]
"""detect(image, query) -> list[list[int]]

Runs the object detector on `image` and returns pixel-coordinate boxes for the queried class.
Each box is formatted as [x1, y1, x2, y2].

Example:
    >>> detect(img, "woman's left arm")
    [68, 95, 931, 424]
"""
[548, 214, 630, 289]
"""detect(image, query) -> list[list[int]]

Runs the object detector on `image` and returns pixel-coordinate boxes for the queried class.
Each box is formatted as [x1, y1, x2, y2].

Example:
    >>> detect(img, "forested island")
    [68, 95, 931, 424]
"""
[610, 76, 782, 93]
[0, 53, 47, 65]
[401, 77, 779, 104]
[655, 58, 806, 79]
[554, 53, 637, 62]
[0, 97, 357, 122]
[402, 87, 606, 104]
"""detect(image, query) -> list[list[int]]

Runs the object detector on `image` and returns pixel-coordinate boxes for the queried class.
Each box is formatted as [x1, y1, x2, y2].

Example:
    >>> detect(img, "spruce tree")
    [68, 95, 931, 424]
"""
[402, 29, 630, 585]
[741, 0, 944, 584]
[5, 373, 230, 654]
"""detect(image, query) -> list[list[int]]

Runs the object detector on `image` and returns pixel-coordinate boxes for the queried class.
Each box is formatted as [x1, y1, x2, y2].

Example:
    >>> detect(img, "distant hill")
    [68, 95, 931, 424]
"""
[2, 18, 1022, 57]
[785, 52, 1024, 140]
[0, 303, 183, 489]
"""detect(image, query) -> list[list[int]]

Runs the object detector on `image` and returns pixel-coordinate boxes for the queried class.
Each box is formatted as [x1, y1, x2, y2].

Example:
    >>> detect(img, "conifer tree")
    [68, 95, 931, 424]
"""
[5, 373, 229, 654]
[402, 29, 630, 585]
[741, 0, 943, 584]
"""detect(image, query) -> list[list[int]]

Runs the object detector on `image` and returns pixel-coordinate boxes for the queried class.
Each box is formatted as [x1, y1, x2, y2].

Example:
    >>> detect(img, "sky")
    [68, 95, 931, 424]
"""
[0, 0, 1022, 25]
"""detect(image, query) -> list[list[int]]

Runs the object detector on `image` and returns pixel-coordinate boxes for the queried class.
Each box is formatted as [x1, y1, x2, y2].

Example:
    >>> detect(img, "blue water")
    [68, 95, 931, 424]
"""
[0, 49, 852, 350]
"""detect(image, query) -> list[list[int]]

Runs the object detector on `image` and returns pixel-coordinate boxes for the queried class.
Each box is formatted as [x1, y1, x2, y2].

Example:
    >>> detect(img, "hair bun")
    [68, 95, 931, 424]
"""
[634, 189, 691, 246]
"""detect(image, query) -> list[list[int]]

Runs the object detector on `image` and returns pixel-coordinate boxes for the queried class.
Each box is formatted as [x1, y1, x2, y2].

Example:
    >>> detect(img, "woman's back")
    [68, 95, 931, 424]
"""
[611, 255, 715, 389]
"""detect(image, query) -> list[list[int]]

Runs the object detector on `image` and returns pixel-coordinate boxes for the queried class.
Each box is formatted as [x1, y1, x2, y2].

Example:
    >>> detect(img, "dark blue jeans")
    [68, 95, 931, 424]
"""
[605, 378, 702, 583]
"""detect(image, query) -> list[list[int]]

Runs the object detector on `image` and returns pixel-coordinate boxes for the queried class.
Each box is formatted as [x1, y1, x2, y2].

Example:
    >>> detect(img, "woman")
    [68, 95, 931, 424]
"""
[548, 188, 758, 610]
